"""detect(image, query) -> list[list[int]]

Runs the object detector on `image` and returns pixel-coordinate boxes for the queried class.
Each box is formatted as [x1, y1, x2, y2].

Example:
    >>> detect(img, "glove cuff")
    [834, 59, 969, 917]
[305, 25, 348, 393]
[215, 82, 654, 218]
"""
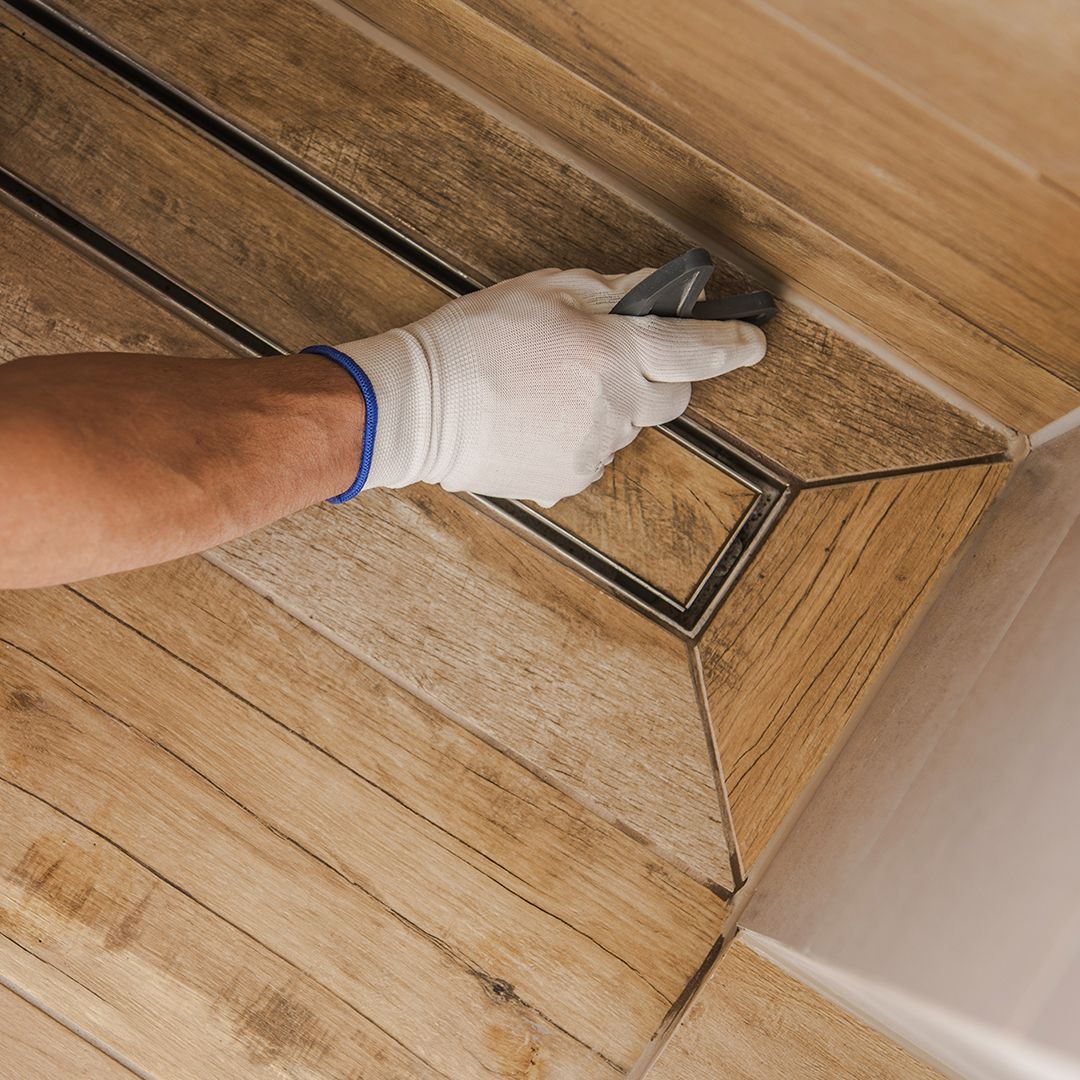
[300, 344, 379, 502]
[336, 329, 433, 491]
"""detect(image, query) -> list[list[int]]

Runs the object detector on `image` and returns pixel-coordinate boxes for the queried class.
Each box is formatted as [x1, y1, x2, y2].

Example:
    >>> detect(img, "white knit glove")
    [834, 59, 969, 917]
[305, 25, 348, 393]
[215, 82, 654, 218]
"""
[335, 267, 766, 507]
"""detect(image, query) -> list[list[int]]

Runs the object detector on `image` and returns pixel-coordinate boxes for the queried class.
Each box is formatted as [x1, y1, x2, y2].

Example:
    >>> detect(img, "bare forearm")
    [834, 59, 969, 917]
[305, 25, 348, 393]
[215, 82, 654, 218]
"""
[0, 351, 362, 588]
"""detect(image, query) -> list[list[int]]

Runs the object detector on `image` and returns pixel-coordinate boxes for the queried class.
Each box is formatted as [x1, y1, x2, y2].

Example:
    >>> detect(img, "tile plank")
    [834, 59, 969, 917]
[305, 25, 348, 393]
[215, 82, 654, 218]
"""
[0, 780, 450, 1079]
[77, 557, 726, 995]
[1, 567, 726, 1076]
[350, 0, 1080, 406]
[212, 486, 736, 886]
[23, 2, 1011, 475]
[768, 0, 1080, 200]
[699, 464, 1011, 872]
[3, 10, 768, 607]
[648, 935, 944, 1079]
[0, 986, 137, 1079]
[0, 203, 215, 362]
[1, 14, 447, 351]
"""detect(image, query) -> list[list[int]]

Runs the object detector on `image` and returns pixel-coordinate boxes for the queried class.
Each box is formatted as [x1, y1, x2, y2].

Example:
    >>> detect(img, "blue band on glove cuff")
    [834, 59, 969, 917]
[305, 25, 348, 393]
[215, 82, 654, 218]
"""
[301, 344, 378, 504]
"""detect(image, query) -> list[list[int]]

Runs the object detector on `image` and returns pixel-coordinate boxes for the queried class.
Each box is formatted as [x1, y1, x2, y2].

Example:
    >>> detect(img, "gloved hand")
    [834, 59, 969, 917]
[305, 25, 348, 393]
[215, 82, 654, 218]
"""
[327, 267, 766, 507]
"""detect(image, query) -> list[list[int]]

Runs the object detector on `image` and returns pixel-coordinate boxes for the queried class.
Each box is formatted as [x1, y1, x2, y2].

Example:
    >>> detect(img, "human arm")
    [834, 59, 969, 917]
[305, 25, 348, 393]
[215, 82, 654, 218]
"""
[0, 267, 766, 589]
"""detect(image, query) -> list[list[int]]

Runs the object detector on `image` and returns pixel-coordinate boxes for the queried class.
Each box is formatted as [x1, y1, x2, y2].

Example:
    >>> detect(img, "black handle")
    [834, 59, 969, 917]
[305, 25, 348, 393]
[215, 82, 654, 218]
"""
[610, 248, 777, 326]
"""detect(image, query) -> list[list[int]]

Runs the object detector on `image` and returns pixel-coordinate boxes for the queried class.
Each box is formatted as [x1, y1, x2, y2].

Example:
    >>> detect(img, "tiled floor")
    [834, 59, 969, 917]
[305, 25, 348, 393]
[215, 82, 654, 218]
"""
[0, 1, 1052, 1075]
[348, 0, 1080, 432]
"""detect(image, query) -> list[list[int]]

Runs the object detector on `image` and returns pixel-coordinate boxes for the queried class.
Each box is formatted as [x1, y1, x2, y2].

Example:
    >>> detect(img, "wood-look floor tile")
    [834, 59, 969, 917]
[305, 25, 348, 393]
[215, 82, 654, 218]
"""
[766, 0, 1080, 201]
[348, 0, 1080, 424]
[535, 426, 759, 603]
[213, 485, 736, 886]
[0, 15, 447, 351]
[0, 987, 137, 1079]
[0, 785, 468, 1079]
[699, 464, 1011, 873]
[22, 2, 1012, 476]
[1, 566, 726, 1077]
[647, 935, 945, 1079]
[1, 199, 737, 887]
[0, 203, 213, 361]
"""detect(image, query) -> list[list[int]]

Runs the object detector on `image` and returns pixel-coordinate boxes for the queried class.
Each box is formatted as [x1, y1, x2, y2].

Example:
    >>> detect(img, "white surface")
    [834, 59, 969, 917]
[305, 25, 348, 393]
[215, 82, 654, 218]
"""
[741, 931, 1080, 1080]
[744, 427, 1080, 1078]
[1032, 403, 1080, 447]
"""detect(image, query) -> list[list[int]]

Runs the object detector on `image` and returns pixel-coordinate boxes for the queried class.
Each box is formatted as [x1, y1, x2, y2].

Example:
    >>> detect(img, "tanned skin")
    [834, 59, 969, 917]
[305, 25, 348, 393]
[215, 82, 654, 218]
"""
[0, 351, 364, 588]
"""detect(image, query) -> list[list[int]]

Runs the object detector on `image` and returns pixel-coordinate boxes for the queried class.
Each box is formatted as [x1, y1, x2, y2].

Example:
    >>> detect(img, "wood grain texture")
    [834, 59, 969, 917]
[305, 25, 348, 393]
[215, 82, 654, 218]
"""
[0, 192, 736, 888]
[0, 781, 458, 1079]
[648, 936, 944, 1079]
[537, 426, 758, 602]
[0, 987, 136, 1079]
[700, 463, 1011, 872]
[349, 0, 1080, 409]
[768, 0, 1080, 199]
[0, 202, 215, 362]
[0, 564, 727, 1077]
[1, 15, 447, 352]
[212, 485, 737, 887]
[29, 2, 1012, 475]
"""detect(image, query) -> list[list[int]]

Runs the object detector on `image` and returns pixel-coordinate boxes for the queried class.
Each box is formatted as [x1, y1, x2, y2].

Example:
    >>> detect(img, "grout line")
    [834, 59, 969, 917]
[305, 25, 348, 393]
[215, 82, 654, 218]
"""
[0, 187, 254, 357]
[687, 642, 745, 888]
[797, 451, 1018, 491]
[0, 972, 154, 1079]
[626, 932, 732, 1080]
[318, 0, 1022, 442]
[1031, 403, 1080, 448]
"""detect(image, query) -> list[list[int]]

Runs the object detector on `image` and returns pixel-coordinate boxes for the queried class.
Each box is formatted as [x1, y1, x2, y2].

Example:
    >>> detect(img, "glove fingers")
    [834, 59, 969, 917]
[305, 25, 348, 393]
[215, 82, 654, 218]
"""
[530, 465, 605, 508]
[628, 317, 767, 382]
[633, 381, 691, 428]
[611, 422, 641, 453]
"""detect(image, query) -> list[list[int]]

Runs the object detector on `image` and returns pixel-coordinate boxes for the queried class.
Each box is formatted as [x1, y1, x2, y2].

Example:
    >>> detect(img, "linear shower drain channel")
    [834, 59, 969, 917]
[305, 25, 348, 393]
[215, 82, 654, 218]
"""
[472, 419, 788, 638]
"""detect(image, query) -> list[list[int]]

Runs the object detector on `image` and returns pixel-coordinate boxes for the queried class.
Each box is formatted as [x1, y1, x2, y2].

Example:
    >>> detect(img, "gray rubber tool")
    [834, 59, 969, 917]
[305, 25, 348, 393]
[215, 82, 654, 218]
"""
[610, 248, 777, 326]
[691, 292, 777, 325]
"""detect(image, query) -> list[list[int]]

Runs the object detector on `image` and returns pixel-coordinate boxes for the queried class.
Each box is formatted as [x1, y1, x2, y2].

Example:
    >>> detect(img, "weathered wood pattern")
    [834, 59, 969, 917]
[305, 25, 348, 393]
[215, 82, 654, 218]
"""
[0, 987, 137, 1079]
[0, 203, 215, 362]
[0, 197, 737, 888]
[648, 936, 945, 1079]
[0, 789, 448, 1079]
[768, 0, 1080, 199]
[26, 2, 1011, 476]
[212, 486, 736, 886]
[1, 14, 447, 352]
[0, 564, 728, 1077]
[349, 0, 1080, 421]
[699, 464, 1011, 873]
[0, 11, 1033, 1073]
[0, 204, 747, 635]
[538, 426, 758, 602]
